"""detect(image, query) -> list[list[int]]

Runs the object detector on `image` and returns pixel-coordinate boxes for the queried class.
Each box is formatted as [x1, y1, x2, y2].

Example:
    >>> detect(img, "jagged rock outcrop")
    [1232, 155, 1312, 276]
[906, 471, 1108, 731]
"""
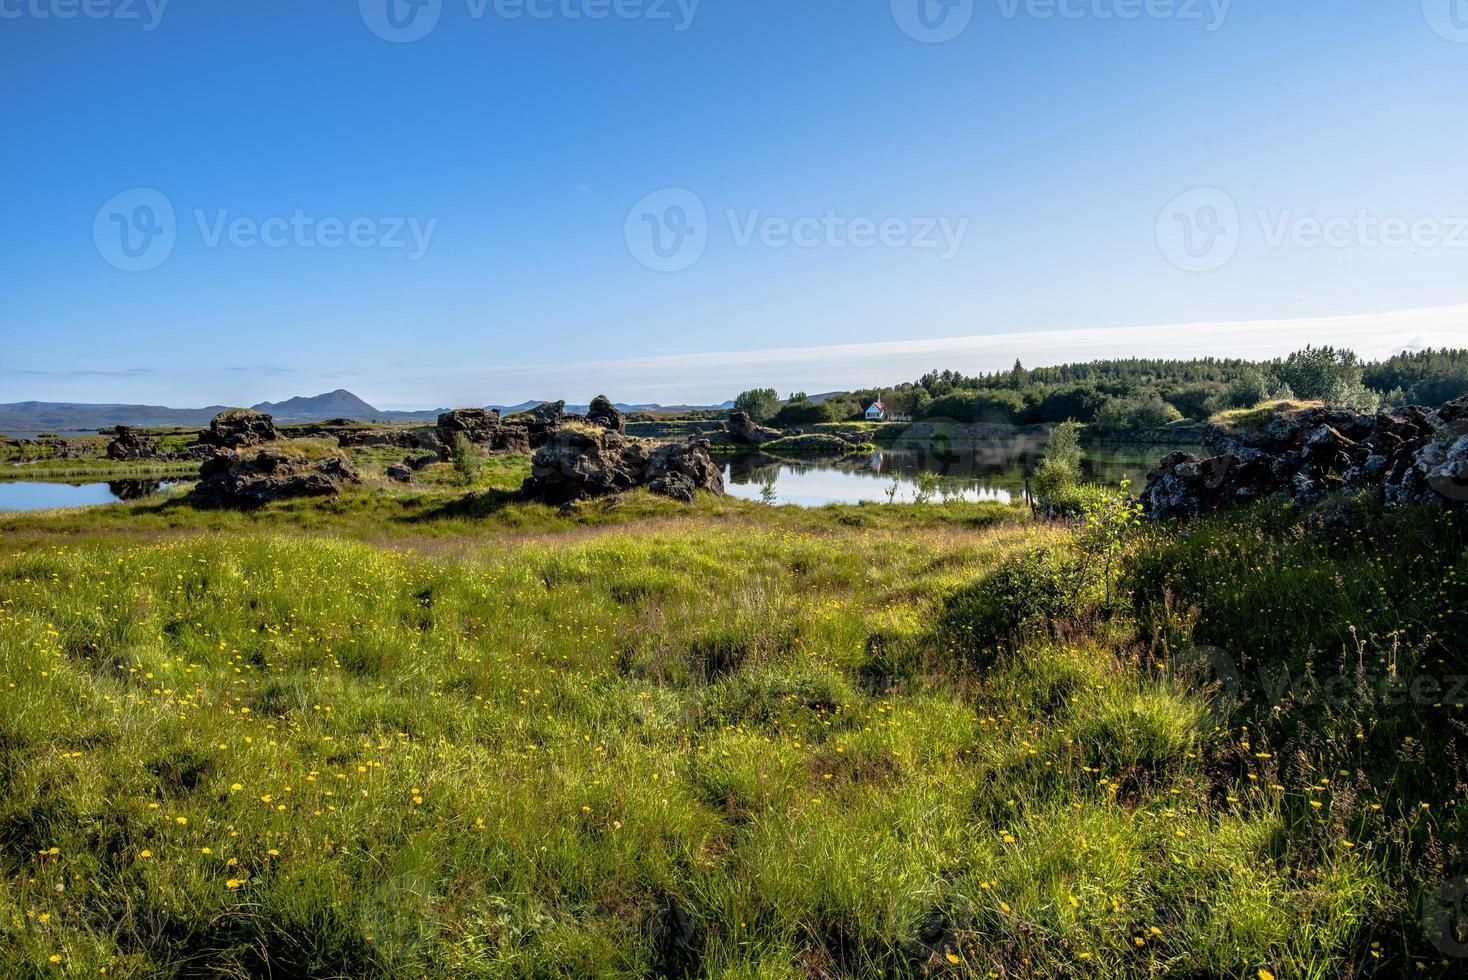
[436, 409, 502, 446]
[726, 411, 782, 446]
[586, 395, 625, 434]
[521, 427, 723, 506]
[189, 449, 362, 509]
[197, 409, 279, 449]
[106, 425, 160, 461]
[1142, 397, 1468, 520]
[435, 408, 535, 456]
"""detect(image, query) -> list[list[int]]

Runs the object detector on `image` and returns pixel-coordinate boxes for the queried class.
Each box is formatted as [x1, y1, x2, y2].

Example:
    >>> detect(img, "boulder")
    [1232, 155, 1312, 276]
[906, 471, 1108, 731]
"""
[190, 449, 362, 509]
[198, 410, 279, 449]
[436, 409, 502, 447]
[521, 428, 723, 506]
[436, 408, 540, 456]
[106, 425, 160, 461]
[727, 411, 781, 446]
[386, 463, 414, 483]
[1143, 396, 1468, 520]
[586, 395, 626, 434]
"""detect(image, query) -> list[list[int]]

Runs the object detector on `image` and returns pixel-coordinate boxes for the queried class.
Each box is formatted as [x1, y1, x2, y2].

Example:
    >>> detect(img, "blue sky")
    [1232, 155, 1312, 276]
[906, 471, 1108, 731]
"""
[3, 1, 1468, 409]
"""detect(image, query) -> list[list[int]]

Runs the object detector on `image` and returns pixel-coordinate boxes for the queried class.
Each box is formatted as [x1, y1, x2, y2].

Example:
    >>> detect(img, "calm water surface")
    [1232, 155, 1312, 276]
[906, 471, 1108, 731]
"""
[0, 480, 182, 513]
[722, 442, 1190, 507]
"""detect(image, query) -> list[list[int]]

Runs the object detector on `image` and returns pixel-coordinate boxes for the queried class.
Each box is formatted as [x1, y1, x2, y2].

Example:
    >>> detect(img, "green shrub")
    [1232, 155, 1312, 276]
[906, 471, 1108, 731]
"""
[1032, 421, 1082, 504]
[941, 544, 1102, 658]
[450, 432, 480, 485]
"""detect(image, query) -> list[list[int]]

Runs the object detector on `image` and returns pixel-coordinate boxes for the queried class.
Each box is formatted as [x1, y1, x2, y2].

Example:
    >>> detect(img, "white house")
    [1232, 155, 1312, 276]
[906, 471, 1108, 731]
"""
[865, 400, 886, 421]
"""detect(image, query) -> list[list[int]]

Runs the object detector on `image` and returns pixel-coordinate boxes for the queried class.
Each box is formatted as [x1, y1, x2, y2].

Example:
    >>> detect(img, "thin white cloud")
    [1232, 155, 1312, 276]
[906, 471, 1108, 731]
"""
[367, 303, 1468, 407]
[9, 304, 1466, 409]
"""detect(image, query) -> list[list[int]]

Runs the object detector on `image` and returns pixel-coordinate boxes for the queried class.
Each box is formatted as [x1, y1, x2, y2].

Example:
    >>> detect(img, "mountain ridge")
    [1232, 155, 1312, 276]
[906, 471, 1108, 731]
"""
[0, 391, 738, 432]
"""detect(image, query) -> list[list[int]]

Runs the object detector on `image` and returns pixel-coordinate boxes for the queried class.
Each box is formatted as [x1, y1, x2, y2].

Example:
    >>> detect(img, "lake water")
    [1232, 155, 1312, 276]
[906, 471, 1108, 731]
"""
[722, 442, 1190, 507]
[0, 480, 182, 513]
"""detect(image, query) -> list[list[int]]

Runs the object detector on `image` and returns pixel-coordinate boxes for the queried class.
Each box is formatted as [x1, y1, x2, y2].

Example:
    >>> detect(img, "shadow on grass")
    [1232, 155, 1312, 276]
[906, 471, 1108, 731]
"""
[399, 488, 522, 523]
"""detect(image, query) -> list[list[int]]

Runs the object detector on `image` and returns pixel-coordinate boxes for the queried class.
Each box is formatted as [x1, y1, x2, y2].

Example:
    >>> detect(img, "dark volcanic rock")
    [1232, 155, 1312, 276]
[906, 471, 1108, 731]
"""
[1143, 397, 1468, 520]
[586, 395, 626, 434]
[436, 408, 501, 446]
[190, 449, 362, 509]
[106, 425, 160, 461]
[198, 410, 279, 449]
[521, 428, 723, 506]
[436, 408, 538, 456]
[726, 411, 781, 446]
[386, 463, 413, 483]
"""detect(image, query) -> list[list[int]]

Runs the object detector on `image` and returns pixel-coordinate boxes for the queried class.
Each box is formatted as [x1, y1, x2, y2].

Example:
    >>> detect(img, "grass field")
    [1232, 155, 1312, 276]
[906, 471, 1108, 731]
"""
[2, 449, 1466, 977]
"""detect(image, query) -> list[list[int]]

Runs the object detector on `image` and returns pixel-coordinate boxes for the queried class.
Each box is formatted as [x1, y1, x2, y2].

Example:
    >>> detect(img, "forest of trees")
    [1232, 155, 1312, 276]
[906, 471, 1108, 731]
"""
[737, 347, 1468, 433]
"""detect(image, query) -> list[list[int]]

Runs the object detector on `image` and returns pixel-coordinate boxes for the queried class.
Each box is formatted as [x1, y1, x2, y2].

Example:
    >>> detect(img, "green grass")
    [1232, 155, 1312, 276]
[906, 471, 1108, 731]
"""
[1209, 398, 1326, 430]
[0, 463, 1463, 977]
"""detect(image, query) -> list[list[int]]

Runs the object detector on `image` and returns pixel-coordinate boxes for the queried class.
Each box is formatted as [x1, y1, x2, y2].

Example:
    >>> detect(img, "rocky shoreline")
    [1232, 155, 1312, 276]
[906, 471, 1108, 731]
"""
[1141, 396, 1468, 520]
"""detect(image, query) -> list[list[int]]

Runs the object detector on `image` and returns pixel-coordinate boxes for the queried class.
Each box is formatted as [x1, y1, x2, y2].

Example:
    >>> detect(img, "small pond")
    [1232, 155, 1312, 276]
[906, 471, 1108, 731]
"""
[0, 480, 184, 513]
[722, 441, 1191, 508]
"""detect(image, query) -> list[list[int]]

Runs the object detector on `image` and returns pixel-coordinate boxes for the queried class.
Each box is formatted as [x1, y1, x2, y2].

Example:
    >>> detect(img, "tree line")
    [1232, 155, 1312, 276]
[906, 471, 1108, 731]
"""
[732, 347, 1468, 432]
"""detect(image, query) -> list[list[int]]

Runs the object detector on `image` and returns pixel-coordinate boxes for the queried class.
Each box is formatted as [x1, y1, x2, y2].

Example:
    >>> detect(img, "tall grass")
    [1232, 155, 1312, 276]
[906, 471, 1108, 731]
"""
[0, 481, 1462, 976]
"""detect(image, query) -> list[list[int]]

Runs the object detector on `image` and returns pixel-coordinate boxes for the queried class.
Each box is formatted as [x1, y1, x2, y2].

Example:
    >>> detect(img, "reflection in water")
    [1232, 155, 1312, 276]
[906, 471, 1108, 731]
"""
[108, 479, 164, 501]
[722, 441, 1189, 508]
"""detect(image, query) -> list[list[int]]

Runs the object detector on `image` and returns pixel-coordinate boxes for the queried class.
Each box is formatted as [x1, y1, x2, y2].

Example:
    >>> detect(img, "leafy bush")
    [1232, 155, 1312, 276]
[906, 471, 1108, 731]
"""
[450, 433, 480, 484]
[1222, 365, 1292, 409]
[770, 398, 833, 427]
[1089, 394, 1183, 433]
[941, 544, 1102, 657]
[1031, 421, 1081, 503]
[734, 388, 781, 423]
[1275, 345, 1379, 411]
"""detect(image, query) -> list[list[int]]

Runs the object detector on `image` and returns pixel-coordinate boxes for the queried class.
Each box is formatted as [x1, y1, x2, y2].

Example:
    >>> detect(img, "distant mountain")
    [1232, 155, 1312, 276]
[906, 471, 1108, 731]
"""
[0, 390, 739, 435]
[487, 400, 736, 415]
[251, 389, 385, 423]
[0, 401, 229, 433]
